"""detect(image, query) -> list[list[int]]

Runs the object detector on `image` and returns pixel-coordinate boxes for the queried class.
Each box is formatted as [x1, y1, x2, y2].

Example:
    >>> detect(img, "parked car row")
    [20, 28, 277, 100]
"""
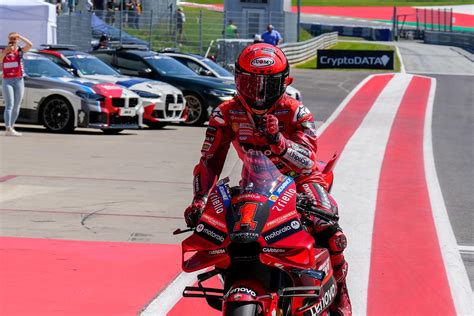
[1, 45, 302, 133]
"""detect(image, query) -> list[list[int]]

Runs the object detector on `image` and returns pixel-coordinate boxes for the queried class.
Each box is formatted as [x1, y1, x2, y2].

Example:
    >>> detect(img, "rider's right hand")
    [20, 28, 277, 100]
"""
[184, 198, 206, 228]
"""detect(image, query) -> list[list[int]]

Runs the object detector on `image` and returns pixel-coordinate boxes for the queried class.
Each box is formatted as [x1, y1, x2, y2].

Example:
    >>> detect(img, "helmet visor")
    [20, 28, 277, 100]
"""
[236, 71, 285, 110]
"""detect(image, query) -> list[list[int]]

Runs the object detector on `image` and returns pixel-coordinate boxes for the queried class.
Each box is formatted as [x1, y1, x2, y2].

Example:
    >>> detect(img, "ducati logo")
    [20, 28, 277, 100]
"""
[250, 57, 275, 68]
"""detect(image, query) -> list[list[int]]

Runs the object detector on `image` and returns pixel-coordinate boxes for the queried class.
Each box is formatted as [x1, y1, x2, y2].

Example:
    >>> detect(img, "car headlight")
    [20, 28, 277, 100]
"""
[76, 90, 105, 101]
[131, 89, 161, 99]
[205, 89, 236, 98]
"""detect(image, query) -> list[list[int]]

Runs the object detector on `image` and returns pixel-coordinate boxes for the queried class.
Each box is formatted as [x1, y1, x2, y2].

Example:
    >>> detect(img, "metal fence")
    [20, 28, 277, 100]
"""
[60, 8, 298, 54]
[395, 7, 454, 40]
[57, 12, 93, 52]
[280, 32, 338, 65]
[416, 8, 453, 32]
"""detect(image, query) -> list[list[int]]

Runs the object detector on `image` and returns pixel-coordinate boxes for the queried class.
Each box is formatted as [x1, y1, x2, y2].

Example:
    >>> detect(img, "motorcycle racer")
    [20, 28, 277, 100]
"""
[184, 43, 351, 315]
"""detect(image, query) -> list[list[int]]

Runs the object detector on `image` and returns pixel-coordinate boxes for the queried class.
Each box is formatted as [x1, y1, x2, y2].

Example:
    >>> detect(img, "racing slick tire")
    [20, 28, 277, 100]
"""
[224, 303, 258, 316]
[184, 93, 206, 126]
[41, 96, 75, 133]
[101, 129, 124, 134]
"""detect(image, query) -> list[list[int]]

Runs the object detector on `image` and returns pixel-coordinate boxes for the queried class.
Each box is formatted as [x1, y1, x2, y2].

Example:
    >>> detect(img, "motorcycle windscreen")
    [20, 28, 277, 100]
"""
[226, 151, 286, 243]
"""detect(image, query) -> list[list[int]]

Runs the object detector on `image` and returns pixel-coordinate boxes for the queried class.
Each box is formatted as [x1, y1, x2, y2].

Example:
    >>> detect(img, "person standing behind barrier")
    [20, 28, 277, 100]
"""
[224, 20, 239, 39]
[176, 7, 186, 44]
[261, 24, 281, 46]
[126, 0, 139, 29]
[1, 33, 32, 137]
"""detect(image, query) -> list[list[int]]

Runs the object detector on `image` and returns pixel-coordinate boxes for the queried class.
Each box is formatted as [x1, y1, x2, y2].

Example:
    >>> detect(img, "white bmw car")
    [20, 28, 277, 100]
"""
[39, 48, 185, 128]
[0, 53, 143, 133]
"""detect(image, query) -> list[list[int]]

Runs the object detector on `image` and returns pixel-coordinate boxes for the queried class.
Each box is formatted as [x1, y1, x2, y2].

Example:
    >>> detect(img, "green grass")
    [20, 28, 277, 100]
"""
[188, 0, 473, 6]
[125, 7, 225, 54]
[299, 27, 314, 42]
[295, 41, 401, 72]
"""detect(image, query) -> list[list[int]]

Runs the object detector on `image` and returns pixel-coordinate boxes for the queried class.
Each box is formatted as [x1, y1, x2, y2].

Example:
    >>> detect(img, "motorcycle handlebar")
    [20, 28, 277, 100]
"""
[307, 205, 339, 222]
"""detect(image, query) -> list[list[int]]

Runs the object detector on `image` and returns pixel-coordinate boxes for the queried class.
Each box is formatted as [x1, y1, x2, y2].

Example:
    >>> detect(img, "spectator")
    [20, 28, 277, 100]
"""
[93, 34, 110, 50]
[261, 24, 281, 46]
[56, 0, 62, 15]
[176, 7, 186, 44]
[1, 32, 33, 136]
[67, 0, 75, 14]
[224, 20, 239, 39]
[126, 0, 139, 29]
[106, 0, 117, 25]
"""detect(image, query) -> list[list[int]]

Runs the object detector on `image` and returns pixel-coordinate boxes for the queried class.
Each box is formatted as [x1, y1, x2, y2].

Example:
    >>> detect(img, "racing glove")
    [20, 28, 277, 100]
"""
[263, 114, 287, 155]
[184, 197, 206, 228]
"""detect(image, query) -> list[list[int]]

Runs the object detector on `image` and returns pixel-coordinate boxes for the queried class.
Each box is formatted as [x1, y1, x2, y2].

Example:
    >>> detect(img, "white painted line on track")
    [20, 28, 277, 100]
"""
[332, 74, 411, 315]
[140, 270, 206, 316]
[423, 78, 473, 315]
[408, 71, 474, 76]
[395, 45, 406, 73]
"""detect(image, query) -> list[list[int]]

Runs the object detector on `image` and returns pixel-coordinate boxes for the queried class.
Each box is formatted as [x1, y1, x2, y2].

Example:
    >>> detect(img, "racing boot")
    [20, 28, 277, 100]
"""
[330, 260, 352, 316]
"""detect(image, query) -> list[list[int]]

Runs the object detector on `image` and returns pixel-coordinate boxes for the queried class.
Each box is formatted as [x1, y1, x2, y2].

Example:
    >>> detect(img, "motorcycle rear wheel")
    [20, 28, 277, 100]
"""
[224, 303, 258, 316]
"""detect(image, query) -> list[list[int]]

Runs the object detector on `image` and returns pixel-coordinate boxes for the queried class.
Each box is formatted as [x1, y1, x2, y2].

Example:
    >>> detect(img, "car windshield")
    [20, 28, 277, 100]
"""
[144, 55, 197, 76]
[24, 57, 73, 78]
[68, 55, 119, 76]
[202, 58, 233, 78]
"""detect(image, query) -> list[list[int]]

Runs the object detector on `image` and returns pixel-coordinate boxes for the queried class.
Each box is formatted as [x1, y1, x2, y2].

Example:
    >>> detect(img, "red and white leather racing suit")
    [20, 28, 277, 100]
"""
[190, 94, 350, 314]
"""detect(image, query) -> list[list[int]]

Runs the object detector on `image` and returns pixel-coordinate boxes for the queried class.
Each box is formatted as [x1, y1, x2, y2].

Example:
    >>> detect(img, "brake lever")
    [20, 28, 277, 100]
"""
[173, 228, 194, 235]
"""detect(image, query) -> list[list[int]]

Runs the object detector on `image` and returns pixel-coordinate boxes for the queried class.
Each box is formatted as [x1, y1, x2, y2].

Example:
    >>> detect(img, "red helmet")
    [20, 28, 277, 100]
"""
[235, 43, 289, 114]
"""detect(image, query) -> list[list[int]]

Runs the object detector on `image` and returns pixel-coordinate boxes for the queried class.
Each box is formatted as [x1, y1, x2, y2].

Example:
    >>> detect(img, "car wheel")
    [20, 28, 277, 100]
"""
[146, 122, 167, 129]
[41, 96, 75, 133]
[101, 129, 124, 134]
[184, 93, 206, 126]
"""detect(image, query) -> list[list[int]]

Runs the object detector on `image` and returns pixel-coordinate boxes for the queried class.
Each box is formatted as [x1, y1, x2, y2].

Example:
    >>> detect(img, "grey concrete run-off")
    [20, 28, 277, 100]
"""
[432, 74, 474, 287]
[396, 41, 474, 75]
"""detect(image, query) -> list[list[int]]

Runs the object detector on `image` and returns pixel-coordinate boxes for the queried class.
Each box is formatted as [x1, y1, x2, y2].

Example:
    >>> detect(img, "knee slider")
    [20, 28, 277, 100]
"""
[328, 231, 347, 254]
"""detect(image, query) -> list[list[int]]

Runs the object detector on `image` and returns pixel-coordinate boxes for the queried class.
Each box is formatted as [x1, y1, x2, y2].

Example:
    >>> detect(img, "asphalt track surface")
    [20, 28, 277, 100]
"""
[1, 48, 472, 315]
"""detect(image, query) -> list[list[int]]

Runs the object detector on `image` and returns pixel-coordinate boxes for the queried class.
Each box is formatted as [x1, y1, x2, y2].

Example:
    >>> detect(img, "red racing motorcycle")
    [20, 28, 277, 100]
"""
[175, 152, 340, 316]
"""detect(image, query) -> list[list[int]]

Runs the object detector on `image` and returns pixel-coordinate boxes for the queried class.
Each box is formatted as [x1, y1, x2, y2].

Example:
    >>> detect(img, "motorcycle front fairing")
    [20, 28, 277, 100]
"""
[181, 154, 315, 272]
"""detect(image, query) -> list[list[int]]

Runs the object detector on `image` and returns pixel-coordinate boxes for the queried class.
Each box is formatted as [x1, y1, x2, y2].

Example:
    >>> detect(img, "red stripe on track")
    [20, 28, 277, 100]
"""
[368, 77, 455, 314]
[317, 74, 394, 162]
[168, 275, 222, 316]
[0, 237, 181, 315]
[290, 7, 473, 28]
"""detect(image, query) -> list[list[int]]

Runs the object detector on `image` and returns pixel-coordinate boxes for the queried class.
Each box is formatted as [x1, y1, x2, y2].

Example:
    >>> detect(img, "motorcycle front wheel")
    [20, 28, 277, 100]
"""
[224, 303, 258, 316]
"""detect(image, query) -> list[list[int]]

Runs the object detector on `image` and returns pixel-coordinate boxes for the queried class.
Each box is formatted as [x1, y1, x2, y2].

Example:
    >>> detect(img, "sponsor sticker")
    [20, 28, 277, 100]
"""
[262, 247, 286, 254]
[250, 57, 275, 68]
[201, 213, 227, 229]
[307, 281, 337, 315]
[208, 248, 226, 256]
[210, 108, 225, 125]
[217, 183, 231, 209]
[273, 109, 289, 115]
[195, 222, 227, 245]
[264, 210, 298, 230]
[208, 192, 225, 214]
[270, 188, 296, 212]
[262, 219, 302, 244]
[294, 105, 311, 122]
[225, 287, 257, 298]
